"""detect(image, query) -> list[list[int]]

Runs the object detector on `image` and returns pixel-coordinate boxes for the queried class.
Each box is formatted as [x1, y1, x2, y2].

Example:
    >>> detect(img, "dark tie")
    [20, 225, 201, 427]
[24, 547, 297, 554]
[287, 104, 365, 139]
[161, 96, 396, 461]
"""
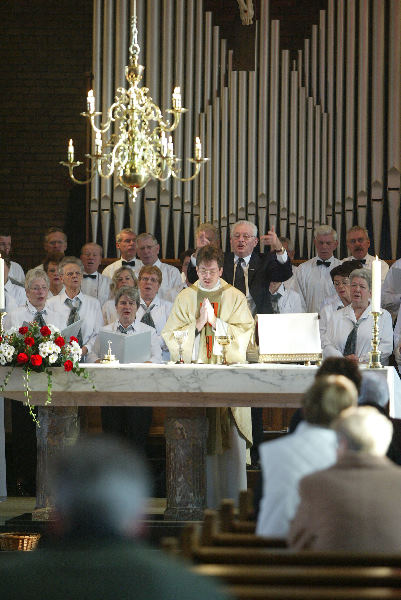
[118, 324, 133, 334]
[34, 311, 46, 328]
[269, 293, 282, 314]
[65, 298, 83, 345]
[343, 322, 360, 356]
[122, 260, 135, 267]
[233, 258, 246, 295]
[359, 259, 366, 265]
[140, 304, 156, 329]
[316, 259, 331, 267]
[83, 273, 97, 279]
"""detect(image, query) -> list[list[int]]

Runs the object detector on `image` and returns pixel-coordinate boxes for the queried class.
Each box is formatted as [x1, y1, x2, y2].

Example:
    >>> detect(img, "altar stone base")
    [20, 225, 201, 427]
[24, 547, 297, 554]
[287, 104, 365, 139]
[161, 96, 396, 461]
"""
[35, 405, 80, 511]
[164, 408, 208, 521]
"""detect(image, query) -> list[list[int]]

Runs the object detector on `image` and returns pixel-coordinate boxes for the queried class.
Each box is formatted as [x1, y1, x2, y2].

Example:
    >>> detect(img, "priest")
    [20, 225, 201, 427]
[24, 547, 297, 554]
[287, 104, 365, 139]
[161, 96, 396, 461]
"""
[162, 245, 254, 508]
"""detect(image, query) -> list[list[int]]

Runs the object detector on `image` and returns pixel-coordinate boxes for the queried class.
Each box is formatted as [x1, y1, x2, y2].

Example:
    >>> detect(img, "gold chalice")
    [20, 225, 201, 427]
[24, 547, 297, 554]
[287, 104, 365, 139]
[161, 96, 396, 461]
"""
[216, 335, 232, 365]
[173, 330, 188, 364]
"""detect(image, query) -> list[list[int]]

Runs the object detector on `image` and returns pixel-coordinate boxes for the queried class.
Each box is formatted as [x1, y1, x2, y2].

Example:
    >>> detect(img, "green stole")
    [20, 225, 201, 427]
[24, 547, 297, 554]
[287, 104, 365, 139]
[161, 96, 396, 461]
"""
[196, 285, 231, 455]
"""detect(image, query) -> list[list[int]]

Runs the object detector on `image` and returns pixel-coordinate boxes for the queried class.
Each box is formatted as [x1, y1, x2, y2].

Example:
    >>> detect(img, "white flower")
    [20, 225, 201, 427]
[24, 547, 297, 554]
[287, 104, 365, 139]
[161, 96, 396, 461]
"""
[5, 327, 17, 336]
[48, 353, 58, 364]
[47, 324, 61, 336]
[39, 341, 61, 358]
[0, 343, 15, 364]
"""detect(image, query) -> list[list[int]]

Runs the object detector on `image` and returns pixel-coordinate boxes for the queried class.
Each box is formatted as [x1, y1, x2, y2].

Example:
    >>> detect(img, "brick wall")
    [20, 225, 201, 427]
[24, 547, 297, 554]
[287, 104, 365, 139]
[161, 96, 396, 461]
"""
[0, 0, 93, 270]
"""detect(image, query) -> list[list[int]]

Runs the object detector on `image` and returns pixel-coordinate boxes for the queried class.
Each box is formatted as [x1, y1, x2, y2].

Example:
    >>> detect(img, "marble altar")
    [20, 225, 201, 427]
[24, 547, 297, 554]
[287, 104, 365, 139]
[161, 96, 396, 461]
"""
[1, 364, 400, 519]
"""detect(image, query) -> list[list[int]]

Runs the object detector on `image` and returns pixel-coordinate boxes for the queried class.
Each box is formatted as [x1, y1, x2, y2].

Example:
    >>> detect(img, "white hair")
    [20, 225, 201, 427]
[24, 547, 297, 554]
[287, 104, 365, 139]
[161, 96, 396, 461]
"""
[333, 406, 393, 456]
[314, 224, 338, 241]
[25, 268, 49, 290]
[231, 220, 258, 237]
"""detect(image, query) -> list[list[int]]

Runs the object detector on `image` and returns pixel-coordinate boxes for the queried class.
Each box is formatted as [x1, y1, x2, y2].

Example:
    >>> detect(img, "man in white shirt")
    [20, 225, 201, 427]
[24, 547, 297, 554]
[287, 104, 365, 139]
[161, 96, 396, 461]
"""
[136, 265, 172, 361]
[102, 228, 143, 280]
[0, 233, 25, 284]
[47, 256, 103, 357]
[292, 224, 341, 313]
[382, 259, 401, 320]
[3, 259, 26, 310]
[80, 242, 111, 306]
[342, 225, 388, 283]
[136, 233, 183, 303]
[265, 281, 306, 314]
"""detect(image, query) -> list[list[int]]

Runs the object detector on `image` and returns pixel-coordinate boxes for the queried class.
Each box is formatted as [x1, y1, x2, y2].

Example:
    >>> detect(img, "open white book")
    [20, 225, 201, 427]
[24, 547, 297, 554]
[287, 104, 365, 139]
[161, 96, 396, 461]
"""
[257, 313, 321, 358]
[98, 330, 151, 363]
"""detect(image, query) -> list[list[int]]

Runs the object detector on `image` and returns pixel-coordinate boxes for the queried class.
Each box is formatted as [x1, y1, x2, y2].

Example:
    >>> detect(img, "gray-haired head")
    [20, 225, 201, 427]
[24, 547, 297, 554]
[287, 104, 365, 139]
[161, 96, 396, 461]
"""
[314, 224, 338, 241]
[333, 406, 393, 456]
[350, 267, 372, 291]
[231, 220, 258, 237]
[50, 436, 151, 538]
[115, 285, 140, 307]
[359, 372, 390, 408]
[25, 268, 49, 291]
[59, 256, 84, 275]
[302, 374, 358, 427]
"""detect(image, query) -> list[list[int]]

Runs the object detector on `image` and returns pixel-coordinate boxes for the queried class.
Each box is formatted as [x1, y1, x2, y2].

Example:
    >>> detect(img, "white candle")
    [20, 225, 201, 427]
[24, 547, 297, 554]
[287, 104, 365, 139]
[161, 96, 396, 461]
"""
[160, 131, 167, 157]
[168, 136, 174, 157]
[68, 139, 74, 163]
[0, 254, 4, 311]
[95, 132, 102, 154]
[371, 256, 381, 312]
[172, 86, 181, 110]
[87, 89, 95, 113]
[195, 136, 202, 160]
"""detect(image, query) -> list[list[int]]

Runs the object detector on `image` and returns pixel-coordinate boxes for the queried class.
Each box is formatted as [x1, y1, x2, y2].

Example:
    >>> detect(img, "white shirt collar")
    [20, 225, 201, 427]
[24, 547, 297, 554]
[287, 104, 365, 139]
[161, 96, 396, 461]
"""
[139, 294, 160, 307]
[234, 254, 252, 266]
[198, 280, 221, 292]
[116, 320, 135, 331]
[26, 300, 47, 314]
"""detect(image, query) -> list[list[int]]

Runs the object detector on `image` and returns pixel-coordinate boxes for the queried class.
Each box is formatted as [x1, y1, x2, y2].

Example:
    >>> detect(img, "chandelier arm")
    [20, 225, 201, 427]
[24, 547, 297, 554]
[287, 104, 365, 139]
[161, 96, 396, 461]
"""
[170, 161, 203, 183]
[88, 100, 123, 135]
[59, 163, 95, 185]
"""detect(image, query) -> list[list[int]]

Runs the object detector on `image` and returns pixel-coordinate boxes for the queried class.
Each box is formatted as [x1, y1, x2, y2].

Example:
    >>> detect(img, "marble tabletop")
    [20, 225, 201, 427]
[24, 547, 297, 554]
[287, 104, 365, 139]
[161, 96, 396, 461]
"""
[1, 363, 400, 416]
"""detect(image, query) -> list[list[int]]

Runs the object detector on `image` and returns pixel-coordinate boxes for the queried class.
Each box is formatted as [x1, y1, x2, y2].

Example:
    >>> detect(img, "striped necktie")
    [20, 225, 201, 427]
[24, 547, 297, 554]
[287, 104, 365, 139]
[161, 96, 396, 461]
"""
[65, 298, 83, 345]
[118, 324, 133, 334]
[343, 321, 360, 356]
[140, 304, 156, 329]
[34, 310, 46, 328]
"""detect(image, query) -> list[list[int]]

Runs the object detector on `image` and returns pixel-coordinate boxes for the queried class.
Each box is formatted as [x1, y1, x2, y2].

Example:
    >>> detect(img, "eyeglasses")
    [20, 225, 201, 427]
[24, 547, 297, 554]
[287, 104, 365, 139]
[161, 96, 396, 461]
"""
[30, 285, 48, 292]
[232, 233, 254, 241]
[333, 279, 350, 287]
[139, 276, 159, 283]
[198, 267, 220, 276]
[64, 270, 82, 277]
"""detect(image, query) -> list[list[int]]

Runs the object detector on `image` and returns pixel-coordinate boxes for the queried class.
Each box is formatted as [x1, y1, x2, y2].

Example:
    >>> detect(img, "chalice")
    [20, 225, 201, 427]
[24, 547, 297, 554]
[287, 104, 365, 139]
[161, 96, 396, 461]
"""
[173, 329, 188, 364]
[216, 335, 232, 365]
[99, 340, 119, 365]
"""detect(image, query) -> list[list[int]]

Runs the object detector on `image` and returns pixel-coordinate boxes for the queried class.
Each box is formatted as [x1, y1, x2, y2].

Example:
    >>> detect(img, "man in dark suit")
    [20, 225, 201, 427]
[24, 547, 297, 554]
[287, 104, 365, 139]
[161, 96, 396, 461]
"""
[289, 405, 401, 552]
[0, 437, 229, 600]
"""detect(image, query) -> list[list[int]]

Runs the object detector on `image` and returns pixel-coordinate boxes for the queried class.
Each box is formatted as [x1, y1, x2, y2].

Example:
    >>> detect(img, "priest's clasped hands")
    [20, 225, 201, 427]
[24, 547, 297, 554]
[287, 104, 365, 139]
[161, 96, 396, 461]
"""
[196, 298, 217, 332]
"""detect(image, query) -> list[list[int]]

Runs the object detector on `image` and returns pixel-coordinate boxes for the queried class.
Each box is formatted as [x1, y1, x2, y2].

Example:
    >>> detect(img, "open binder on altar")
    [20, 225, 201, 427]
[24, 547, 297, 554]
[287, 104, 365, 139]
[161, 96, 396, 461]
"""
[256, 313, 322, 364]
[98, 330, 151, 364]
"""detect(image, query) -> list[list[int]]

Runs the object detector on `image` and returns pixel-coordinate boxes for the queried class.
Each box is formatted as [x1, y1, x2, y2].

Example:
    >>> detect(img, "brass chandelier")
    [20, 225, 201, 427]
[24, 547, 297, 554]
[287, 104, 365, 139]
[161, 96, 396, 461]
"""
[61, 4, 207, 202]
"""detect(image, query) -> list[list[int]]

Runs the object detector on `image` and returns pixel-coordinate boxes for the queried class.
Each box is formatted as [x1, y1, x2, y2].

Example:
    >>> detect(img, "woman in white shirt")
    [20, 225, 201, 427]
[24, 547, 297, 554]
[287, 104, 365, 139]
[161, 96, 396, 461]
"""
[323, 268, 393, 364]
[102, 267, 137, 324]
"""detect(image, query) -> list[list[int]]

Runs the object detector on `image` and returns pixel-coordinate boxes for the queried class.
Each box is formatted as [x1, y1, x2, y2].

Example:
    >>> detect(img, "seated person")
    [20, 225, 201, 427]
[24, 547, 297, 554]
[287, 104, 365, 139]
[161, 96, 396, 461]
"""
[90, 286, 161, 451]
[4, 269, 61, 330]
[319, 260, 362, 347]
[162, 245, 254, 509]
[256, 375, 357, 538]
[80, 242, 111, 306]
[323, 268, 393, 364]
[261, 280, 306, 314]
[102, 267, 138, 325]
[43, 253, 64, 297]
[47, 256, 104, 358]
[289, 406, 401, 552]
[136, 265, 172, 361]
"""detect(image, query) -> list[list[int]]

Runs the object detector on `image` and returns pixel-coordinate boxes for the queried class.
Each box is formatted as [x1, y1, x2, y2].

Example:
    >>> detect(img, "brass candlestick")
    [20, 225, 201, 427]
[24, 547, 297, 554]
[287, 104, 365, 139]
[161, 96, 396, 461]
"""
[216, 335, 232, 365]
[368, 311, 383, 369]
